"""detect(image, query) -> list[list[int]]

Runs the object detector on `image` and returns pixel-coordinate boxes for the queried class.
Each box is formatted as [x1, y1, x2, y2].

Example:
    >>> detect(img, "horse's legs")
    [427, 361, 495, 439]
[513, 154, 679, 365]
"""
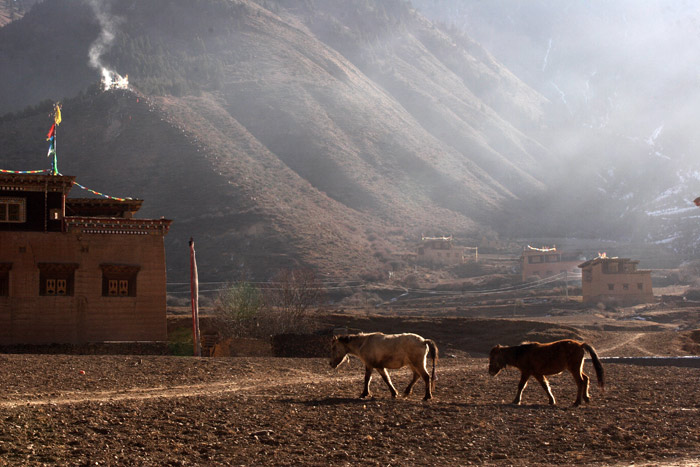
[360, 367, 373, 398]
[581, 372, 591, 403]
[535, 374, 556, 405]
[419, 366, 432, 400]
[513, 372, 529, 405]
[403, 370, 420, 397]
[376, 368, 398, 398]
[410, 363, 433, 401]
[570, 367, 586, 406]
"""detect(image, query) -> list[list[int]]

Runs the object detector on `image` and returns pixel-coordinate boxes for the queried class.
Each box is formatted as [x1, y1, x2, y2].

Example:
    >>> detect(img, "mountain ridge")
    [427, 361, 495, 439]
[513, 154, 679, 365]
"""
[3, 0, 636, 281]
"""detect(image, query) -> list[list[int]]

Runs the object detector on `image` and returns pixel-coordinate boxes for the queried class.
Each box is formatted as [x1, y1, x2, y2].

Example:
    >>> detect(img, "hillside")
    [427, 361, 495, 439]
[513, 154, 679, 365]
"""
[0, 0, 38, 27]
[413, 0, 700, 256]
[0, 0, 560, 281]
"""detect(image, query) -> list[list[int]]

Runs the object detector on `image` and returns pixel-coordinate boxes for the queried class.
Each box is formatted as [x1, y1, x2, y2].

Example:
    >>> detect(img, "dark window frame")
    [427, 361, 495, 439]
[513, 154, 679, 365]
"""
[38, 263, 78, 296]
[0, 197, 26, 223]
[100, 264, 140, 297]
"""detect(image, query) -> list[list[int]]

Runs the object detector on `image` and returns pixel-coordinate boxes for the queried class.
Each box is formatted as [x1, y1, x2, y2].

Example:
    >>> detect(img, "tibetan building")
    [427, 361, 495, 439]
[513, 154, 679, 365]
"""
[520, 246, 581, 281]
[578, 256, 654, 305]
[0, 172, 171, 345]
[416, 236, 470, 266]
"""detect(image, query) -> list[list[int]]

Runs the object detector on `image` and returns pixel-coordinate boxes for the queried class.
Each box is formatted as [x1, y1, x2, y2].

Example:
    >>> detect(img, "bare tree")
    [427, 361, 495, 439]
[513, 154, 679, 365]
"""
[264, 268, 325, 333]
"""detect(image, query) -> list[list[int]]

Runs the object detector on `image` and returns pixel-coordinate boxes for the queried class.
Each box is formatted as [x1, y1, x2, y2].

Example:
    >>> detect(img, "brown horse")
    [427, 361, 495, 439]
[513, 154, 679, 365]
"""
[489, 339, 604, 406]
[331, 332, 438, 400]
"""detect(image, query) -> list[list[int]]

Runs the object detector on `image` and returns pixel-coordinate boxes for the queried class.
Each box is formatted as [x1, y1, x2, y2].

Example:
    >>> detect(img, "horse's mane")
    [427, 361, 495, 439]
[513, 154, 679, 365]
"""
[337, 333, 372, 344]
[512, 342, 539, 358]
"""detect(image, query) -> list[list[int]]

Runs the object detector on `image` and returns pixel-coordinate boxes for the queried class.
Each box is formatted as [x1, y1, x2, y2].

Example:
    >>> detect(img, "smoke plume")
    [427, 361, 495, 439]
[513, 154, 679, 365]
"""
[85, 0, 127, 90]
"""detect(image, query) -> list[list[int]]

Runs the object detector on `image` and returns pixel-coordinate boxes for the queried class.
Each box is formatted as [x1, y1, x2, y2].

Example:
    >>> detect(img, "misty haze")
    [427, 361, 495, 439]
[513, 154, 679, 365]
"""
[0, 1, 698, 465]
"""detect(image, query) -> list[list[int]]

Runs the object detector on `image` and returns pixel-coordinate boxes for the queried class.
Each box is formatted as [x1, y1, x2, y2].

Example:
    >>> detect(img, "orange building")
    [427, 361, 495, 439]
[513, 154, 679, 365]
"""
[578, 256, 653, 305]
[520, 246, 580, 281]
[0, 173, 171, 345]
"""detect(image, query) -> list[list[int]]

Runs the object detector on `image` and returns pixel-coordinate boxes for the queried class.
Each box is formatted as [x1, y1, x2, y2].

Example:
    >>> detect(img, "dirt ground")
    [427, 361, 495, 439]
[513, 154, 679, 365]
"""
[0, 354, 698, 466]
[0, 305, 698, 466]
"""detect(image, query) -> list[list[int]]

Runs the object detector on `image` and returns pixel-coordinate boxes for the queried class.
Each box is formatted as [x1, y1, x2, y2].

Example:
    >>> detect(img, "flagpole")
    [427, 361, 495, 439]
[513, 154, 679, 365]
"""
[52, 103, 61, 175]
[53, 122, 58, 175]
[189, 238, 202, 357]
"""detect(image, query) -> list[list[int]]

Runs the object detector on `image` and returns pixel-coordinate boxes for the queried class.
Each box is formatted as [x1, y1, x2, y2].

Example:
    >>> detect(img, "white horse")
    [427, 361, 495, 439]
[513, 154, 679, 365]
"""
[331, 332, 438, 400]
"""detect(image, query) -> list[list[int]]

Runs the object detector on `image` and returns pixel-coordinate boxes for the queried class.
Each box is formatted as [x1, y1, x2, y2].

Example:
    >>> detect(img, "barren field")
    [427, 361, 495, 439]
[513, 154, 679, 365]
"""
[1, 305, 699, 466]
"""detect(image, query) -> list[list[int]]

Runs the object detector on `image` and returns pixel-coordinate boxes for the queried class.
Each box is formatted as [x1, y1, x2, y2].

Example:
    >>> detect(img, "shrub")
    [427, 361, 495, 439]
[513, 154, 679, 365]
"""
[214, 270, 325, 339]
[214, 282, 264, 337]
[168, 327, 193, 356]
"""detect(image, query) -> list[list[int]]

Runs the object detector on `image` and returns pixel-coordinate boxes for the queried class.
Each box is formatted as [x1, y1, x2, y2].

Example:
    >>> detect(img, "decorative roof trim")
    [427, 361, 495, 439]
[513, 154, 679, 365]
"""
[65, 216, 172, 235]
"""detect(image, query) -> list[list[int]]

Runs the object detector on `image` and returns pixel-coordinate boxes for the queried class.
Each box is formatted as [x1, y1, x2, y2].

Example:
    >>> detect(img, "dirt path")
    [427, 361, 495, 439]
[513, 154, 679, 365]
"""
[598, 332, 652, 355]
[0, 360, 471, 409]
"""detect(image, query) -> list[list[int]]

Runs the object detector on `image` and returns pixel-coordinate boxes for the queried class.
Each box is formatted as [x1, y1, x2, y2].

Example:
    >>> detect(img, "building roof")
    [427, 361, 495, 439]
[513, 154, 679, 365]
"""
[66, 198, 143, 218]
[578, 256, 638, 269]
[0, 173, 75, 194]
[1, 172, 170, 234]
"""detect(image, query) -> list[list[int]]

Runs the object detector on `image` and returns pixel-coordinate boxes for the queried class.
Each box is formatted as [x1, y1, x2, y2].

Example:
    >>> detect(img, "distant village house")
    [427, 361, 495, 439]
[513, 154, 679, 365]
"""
[520, 246, 580, 281]
[578, 255, 653, 305]
[0, 173, 171, 345]
[416, 236, 475, 266]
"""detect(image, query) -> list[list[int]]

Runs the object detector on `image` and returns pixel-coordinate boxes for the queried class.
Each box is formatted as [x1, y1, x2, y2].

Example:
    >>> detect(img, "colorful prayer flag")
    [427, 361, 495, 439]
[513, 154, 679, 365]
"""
[46, 123, 55, 141]
[47, 139, 55, 158]
[54, 104, 62, 126]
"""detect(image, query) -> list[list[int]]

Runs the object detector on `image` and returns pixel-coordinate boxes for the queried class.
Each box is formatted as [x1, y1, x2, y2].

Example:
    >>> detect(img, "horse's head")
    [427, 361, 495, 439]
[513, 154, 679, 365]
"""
[330, 335, 350, 368]
[488, 345, 506, 376]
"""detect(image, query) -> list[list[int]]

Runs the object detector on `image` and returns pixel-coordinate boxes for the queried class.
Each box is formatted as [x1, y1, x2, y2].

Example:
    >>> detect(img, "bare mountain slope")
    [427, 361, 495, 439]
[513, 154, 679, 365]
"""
[0, 0, 555, 280]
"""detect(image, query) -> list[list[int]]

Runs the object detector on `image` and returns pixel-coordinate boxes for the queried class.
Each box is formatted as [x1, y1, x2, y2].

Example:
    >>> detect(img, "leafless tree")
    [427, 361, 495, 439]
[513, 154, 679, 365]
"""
[264, 268, 325, 333]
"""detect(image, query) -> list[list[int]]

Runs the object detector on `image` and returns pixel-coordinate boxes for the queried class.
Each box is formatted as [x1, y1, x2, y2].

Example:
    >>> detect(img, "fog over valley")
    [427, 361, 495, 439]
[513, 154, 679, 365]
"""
[0, 0, 698, 281]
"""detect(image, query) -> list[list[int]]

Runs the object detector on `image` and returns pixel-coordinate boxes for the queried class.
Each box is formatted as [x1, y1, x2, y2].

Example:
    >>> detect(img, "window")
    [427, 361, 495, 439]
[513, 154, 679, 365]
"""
[38, 263, 78, 296]
[528, 255, 543, 264]
[603, 262, 619, 274]
[0, 197, 26, 223]
[608, 284, 615, 291]
[545, 254, 560, 263]
[623, 283, 629, 290]
[637, 283, 643, 290]
[583, 269, 593, 282]
[0, 263, 10, 296]
[101, 264, 139, 297]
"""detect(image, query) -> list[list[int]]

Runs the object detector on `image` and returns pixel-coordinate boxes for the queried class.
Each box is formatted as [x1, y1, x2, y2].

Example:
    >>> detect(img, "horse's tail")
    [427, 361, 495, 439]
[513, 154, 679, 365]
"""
[582, 342, 605, 392]
[425, 339, 438, 391]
